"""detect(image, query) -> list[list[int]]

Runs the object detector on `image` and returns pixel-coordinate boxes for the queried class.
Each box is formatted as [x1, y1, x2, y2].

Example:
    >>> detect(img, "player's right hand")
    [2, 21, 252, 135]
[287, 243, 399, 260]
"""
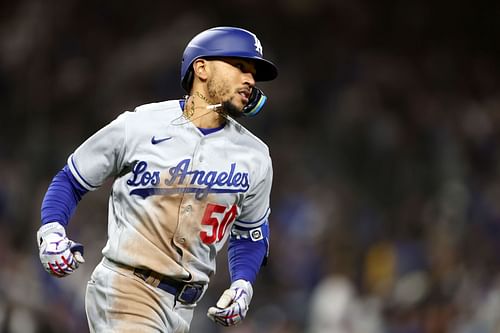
[37, 222, 85, 278]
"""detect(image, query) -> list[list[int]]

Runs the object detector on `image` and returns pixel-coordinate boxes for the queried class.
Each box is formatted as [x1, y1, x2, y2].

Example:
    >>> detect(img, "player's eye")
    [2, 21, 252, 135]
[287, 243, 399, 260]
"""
[233, 62, 256, 76]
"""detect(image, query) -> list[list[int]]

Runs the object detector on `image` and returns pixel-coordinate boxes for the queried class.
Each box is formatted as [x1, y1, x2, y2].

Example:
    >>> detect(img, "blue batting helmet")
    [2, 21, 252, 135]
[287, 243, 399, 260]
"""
[180, 27, 278, 91]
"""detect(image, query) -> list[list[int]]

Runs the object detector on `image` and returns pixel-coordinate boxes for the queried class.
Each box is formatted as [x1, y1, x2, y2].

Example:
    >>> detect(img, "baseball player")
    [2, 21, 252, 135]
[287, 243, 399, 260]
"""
[36, 26, 278, 332]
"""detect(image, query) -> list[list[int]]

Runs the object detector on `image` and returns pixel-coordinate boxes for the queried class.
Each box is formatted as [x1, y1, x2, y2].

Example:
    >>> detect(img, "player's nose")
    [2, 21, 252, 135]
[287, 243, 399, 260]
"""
[242, 72, 255, 87]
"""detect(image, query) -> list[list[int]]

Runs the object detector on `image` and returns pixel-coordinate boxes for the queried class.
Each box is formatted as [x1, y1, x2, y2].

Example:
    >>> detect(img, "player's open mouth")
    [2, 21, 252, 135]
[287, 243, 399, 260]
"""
[238, 89, 250, 103]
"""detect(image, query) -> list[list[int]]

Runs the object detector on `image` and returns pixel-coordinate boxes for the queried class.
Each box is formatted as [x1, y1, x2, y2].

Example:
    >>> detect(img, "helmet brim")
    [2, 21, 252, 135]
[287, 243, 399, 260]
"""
[204, 55, 278, 81]
[252, 58, 278, 82]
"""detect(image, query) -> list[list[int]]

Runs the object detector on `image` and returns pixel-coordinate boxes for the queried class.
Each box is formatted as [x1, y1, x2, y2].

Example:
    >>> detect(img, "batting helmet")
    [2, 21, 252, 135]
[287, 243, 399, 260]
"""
[180, 26, 278, 91]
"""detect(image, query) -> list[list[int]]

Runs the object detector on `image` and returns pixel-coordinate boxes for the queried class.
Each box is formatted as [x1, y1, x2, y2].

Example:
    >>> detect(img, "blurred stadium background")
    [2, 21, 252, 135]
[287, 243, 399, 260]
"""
[1, 0, 500, 332]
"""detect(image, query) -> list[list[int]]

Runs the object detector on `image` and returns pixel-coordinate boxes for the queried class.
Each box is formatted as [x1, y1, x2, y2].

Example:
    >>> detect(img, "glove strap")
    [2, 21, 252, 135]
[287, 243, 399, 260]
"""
[37, 222, 66, 244]
[231, 279, 253, 299]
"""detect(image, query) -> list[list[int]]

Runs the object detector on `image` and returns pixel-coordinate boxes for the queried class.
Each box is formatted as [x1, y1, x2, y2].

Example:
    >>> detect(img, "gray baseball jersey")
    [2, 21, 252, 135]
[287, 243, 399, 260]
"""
[67, 100, 272, 284]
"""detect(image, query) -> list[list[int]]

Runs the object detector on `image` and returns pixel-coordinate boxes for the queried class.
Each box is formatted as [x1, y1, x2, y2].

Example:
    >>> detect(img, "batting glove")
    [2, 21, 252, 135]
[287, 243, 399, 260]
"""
[37, 222, 85, 278]
[207, 279, 253, 326]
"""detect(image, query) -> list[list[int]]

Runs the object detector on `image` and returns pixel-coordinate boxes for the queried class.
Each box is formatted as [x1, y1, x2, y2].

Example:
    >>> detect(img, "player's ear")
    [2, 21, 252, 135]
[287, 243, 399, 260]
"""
[192, 59, 209, 81]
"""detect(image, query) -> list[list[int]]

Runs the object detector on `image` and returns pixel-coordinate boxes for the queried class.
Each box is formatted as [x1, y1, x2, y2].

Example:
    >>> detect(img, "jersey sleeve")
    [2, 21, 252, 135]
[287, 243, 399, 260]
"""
[67, 112, 129, 191]
[234, 155, 273, 228]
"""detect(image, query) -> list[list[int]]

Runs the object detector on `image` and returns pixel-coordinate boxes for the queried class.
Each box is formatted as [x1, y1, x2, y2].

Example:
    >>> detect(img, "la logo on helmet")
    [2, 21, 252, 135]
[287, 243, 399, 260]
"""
[251, 33, 263, 55]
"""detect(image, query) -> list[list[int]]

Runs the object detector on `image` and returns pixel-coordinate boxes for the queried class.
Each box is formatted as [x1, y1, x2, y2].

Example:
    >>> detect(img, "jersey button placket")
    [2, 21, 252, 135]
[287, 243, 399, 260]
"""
[176, 202, 193, 247]
[198, 139, 205, 162]
[183, 205, 192, 214]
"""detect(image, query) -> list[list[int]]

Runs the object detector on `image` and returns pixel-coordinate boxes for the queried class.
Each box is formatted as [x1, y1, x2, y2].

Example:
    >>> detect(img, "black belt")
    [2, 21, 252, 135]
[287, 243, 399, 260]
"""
[133, 268, 204, 305]
[103, 258, 204, 305]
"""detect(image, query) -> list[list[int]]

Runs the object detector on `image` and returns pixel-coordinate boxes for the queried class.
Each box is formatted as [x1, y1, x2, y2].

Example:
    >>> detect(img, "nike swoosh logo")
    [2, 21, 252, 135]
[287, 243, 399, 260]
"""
[151, 136, 172, 144]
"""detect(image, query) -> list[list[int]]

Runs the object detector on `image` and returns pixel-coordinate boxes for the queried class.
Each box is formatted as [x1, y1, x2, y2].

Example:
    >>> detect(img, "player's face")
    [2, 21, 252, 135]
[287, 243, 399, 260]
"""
[206, 58, 256, 114]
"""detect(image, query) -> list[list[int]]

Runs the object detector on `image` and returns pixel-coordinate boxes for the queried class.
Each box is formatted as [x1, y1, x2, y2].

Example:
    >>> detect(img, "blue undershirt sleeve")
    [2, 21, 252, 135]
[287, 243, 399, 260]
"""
[40, 164, 88, 226]
[227, 222, 269, 284]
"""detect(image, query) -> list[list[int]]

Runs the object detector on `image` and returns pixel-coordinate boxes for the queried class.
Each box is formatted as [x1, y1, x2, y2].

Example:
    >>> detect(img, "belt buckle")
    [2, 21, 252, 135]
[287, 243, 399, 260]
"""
[133, 269, 149, 281]
[177, 283, 203, 304]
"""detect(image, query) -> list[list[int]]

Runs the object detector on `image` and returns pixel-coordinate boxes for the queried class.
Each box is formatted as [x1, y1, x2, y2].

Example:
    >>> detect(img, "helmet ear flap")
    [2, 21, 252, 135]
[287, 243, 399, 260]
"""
[242, 87, 267, 117]
[182, 69, 194, 92]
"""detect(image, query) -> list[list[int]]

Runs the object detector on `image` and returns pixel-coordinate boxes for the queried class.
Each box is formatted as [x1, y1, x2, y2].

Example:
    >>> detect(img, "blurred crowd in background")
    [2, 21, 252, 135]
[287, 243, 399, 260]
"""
[1, 0, 500, 332]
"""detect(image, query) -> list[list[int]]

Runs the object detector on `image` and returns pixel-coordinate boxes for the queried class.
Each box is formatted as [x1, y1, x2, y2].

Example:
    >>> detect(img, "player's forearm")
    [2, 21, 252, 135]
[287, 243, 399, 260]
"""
[227, 222, 269, 283]
[41, 164, 88, 226]
[228, 238, 266, 283]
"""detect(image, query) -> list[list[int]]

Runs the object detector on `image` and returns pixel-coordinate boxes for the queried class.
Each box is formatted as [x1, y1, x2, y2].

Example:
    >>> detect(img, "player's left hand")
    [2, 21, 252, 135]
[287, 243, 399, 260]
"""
[207, 279, 253, 326]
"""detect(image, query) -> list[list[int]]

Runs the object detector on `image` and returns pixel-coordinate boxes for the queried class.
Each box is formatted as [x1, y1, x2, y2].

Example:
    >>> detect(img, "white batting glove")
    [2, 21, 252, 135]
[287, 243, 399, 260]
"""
[37, 222, 85, 278]
[207, 279, 253, 327]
